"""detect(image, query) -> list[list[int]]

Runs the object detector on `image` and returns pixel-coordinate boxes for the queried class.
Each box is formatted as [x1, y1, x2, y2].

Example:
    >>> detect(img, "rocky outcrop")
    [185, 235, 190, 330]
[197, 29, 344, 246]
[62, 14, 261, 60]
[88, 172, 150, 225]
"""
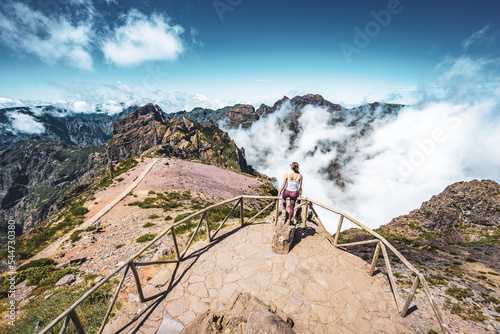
[382, 180, 500, 242]
[108, 104, 256, 175]
[272, 214, 295, 255]
[221, 104, 260, 129]
[108, 103, 167, 161]
[182, 292, 294, 334]
[257, 94, 342, 116]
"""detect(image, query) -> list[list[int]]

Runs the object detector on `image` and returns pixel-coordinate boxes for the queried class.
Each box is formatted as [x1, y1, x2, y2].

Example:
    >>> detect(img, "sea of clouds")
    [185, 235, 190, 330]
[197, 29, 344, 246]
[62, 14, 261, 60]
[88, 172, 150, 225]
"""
[225, 56, 500, 232]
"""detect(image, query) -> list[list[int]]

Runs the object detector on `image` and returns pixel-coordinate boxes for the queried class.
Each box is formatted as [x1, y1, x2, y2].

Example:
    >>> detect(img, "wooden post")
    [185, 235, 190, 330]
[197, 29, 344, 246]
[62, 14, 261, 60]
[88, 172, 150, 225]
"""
[240, 196, 244, 226]
[310, 205, 334, 244]
[419, 274, 451, 334]
[274, 198, 279, 226]
[212, 198, 241, 239]
[369, 241, 381, 276]
[400, 275, 420, 317]
[304, 199, 309, 227]
[130, 262, 145, 303]
[59, 315, 71, 334]
[333, 215, 344, 247]
[171, 228, 181, 261]
[246, 200, 276, 225]
[381, 243, 401, 312]
[205, 211, 211, 242]
[98, 264, 130, 334]
[180, 213, 205, 259]
[68, 310, 85, 334]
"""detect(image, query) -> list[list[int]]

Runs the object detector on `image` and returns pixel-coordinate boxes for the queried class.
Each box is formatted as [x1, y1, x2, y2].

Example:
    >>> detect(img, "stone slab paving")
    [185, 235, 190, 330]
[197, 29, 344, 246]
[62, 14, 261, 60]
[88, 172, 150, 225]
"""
[104, 222, 429, 334]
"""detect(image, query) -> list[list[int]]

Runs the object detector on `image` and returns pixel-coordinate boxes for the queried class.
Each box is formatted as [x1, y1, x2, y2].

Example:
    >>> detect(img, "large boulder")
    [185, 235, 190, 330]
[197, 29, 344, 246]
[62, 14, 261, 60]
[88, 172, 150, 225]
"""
[272, 214, 295, 255]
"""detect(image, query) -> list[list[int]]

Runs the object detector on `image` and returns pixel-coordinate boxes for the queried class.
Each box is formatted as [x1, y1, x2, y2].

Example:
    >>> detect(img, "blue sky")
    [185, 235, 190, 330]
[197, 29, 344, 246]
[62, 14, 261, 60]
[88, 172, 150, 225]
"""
[0, 0, 499, 112]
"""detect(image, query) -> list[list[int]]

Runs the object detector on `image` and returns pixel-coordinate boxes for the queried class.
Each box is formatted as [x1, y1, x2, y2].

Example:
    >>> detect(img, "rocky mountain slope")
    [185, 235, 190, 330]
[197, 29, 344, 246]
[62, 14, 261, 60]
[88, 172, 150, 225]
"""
[340, 179, 500, 333]
[0, 140, 107, 239]
[0, 105, 137, 151]
[108, 103, 256, 174]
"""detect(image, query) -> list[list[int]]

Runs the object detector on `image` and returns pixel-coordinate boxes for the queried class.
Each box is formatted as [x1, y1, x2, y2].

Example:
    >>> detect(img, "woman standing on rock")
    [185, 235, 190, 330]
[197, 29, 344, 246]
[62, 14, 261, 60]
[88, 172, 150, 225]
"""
[279, 162, 303, 224]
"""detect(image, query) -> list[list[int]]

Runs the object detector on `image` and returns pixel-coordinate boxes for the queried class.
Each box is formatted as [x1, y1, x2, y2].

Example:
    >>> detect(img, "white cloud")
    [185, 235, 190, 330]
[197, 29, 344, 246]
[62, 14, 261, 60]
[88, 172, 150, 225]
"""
[102, 100, 123, 115]
[7, 112, 45, 134]
[0, 1, 94, 70]
[463, 24, 492, 50]
[72, 100, 94, 113]
[103, 10, 184, 66]
[0, 98, 23, 108]
[117, 81, 133, 94]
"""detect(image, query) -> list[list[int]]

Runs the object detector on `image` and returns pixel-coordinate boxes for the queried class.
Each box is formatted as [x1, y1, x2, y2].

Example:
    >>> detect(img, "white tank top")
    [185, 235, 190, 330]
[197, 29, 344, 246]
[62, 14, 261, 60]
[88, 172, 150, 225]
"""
[286, 174, 300, 191]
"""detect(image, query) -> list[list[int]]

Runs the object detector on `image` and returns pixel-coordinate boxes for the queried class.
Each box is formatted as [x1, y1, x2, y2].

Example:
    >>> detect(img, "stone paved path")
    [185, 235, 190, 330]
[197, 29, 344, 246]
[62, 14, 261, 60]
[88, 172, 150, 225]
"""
[103, 222, 428, 334]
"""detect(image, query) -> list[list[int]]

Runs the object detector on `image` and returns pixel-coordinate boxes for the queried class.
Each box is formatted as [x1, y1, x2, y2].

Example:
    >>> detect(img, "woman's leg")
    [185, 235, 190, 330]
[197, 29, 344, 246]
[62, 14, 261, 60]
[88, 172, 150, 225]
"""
[288, 191, 298, 221]
[282, 190, 289, 212]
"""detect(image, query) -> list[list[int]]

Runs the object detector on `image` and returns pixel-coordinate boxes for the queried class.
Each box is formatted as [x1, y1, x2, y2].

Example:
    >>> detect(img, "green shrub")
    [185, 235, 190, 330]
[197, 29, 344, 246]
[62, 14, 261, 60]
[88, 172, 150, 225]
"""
[17, 258, 55, 272]
[143, 222, 155, 228]
[147, 214, 161, 220]
[136, 233, 157, 243]
[115, 243, 125, 249]
[446, 286, 474, 301]
[71, 205, 89, 216]
[16, 266, 56, 286]
[451, 303, 487, 323]
[445, 265, 464, 278]
[37, 268, 79, 288]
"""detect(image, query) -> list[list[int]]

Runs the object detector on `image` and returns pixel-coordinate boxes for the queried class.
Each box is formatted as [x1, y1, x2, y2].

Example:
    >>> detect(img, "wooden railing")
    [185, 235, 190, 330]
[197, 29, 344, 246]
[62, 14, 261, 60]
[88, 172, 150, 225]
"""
[38, 196, 450, 334]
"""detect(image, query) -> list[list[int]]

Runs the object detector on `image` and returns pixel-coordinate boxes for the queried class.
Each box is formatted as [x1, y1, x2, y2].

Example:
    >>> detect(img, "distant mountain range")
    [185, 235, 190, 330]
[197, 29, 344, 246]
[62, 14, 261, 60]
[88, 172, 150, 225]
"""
[0, 105, 138, 151]
[0, 95, 404, 151]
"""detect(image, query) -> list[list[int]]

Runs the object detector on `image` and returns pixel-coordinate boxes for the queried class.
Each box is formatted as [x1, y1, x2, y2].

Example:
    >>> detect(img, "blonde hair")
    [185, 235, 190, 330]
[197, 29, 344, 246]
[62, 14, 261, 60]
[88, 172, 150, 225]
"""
[291, 162, 299, 173]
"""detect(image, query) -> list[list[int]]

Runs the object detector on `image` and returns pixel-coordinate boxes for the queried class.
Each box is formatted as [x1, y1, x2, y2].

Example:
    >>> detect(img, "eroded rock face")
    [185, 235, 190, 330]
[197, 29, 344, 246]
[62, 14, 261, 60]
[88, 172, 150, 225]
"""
[382, 179, 500, 242]
[0, 139, 107, 237]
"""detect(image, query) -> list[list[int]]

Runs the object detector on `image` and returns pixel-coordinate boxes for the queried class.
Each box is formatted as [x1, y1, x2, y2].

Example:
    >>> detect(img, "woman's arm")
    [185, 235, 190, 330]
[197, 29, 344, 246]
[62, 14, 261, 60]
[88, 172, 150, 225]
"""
[279, 173, 288, 196]
[298, 174, 303, 196]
